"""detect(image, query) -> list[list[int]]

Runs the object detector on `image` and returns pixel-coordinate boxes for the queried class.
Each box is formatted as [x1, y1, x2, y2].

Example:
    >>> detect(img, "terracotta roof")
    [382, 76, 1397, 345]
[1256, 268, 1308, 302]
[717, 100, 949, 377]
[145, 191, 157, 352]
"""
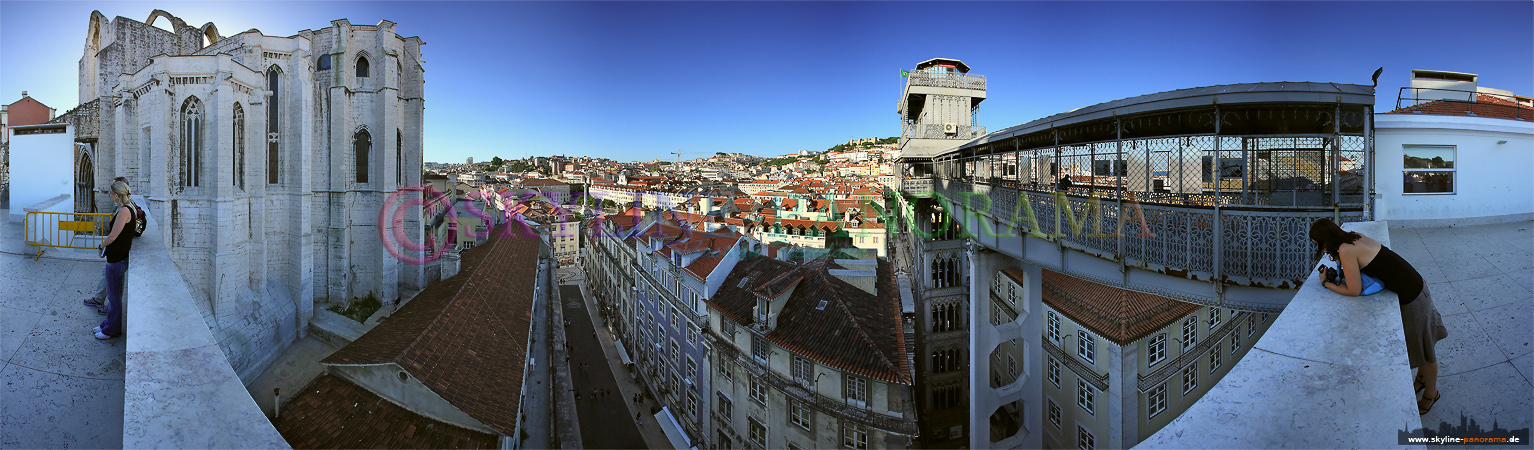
[1039, 269, 1200, 346]
[321, 221, 543, 436]
[710, 255, 912, 384]
[1386, 94, 1533, 120]
[274, 374, 498, 449]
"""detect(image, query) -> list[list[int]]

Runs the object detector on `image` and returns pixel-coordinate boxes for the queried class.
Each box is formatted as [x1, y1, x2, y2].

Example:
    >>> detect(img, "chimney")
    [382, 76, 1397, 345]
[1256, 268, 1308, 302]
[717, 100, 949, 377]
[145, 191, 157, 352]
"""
[21, 91, 27, 97]
[703, 196, 715, 216]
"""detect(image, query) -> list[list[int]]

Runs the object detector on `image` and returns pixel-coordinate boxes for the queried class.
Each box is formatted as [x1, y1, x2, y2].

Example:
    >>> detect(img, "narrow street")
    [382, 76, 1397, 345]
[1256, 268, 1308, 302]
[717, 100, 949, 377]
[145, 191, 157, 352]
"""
[561, 283, 648, 449]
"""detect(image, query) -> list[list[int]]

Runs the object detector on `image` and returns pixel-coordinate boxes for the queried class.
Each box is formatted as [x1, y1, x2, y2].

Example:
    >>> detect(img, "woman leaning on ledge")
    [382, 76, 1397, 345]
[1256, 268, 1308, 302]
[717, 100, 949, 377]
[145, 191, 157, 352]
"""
[1310, 218, 1449, 415]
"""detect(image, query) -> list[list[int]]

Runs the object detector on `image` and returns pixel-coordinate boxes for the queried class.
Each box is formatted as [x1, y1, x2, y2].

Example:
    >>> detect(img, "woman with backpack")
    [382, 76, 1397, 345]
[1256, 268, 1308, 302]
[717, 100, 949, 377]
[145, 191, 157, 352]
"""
[93, 179, 141, 340]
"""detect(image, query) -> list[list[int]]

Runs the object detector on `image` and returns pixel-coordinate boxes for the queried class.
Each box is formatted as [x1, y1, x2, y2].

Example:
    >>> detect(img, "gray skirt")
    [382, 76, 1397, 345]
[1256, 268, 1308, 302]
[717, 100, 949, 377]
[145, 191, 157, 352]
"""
[1401, 285, 1449, 369]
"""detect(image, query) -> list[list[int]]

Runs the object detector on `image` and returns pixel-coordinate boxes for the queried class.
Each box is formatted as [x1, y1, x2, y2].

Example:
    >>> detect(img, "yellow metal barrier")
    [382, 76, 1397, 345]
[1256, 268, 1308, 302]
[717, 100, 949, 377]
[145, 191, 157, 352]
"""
[24, 211, 115, 261]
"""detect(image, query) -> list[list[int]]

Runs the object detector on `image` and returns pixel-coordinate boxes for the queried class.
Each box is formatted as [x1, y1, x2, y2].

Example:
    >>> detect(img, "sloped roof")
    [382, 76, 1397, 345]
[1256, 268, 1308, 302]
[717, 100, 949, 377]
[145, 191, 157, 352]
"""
[273, 375, 497, 449]
[321, 221, 543, 436]
[1385, 94, 1533, 120]
[1038, 269, 1200, 346]
[710, 256, 911, 384]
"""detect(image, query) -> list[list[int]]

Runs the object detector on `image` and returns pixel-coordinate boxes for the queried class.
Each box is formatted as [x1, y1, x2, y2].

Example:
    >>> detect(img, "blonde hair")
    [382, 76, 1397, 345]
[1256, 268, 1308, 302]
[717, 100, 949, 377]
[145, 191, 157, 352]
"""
[110, 179, 136, 211]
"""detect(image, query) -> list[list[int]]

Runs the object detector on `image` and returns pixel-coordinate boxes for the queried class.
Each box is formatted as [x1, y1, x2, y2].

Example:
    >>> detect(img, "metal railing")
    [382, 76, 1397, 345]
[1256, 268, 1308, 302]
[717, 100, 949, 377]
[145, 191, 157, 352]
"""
[1041, 338, 1110, 392]
[24, 211, 114, 260]
[1394, 87, 1533, 120]
[902, 123, 987, 141]
[906, 71, 987, 91]
[714, 337, 920, 435]
[1135, 312, 1250, 393]
[925, 181, 1365, 290]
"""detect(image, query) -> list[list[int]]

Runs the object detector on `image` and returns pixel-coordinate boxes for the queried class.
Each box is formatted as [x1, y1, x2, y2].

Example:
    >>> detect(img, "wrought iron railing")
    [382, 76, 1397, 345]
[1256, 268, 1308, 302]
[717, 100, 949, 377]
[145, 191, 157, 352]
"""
[714, 336, 920, 435]
[1042, 338, 1110, 392]
[902, 123, 987, 141]
[1135, 312, 1251, 393]
[906, 71, 988, 91]
[901, 178, 934, 196]
[925, 181, 1365, 289]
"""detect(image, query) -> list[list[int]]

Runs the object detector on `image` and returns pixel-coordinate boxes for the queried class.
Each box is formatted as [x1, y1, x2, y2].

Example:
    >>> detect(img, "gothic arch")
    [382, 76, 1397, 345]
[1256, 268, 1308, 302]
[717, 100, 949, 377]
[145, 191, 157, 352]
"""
[145, 9, 190, 32]
[179, 96, 204, 188]
[76, 149, 95, 214]
[199, 22, 220, 47]
[354, 51, 371, 80]
[354, 126, 372, 183]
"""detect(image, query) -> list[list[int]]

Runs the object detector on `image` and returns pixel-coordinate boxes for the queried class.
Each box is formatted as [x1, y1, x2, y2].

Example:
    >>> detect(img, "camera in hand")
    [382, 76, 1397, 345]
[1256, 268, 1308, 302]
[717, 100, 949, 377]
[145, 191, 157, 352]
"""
[1318, 265, 1341, 284]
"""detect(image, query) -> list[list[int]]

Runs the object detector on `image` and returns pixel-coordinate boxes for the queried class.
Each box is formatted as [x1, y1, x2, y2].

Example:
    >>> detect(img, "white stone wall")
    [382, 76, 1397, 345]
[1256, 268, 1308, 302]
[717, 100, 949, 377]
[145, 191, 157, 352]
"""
[82, 11, 425, 382]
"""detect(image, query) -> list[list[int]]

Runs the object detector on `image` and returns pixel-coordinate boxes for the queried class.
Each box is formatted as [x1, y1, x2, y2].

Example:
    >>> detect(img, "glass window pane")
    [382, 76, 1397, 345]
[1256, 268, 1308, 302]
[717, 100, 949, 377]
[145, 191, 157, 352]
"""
[1403, 172, 1454, 193]
[1403, 147, 1454, 169]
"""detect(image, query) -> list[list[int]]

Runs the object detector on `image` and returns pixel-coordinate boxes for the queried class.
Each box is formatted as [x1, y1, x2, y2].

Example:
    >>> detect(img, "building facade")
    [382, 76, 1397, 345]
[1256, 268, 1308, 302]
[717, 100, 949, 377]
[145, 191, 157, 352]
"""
[894, 57, 988, 449]
[707, 251, 919, 450]
[64, 9, 426, 381]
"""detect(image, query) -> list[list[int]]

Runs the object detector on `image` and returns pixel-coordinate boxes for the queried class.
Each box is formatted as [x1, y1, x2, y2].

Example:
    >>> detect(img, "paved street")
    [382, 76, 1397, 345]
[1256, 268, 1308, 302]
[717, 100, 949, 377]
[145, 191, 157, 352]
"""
[562, 283, 648, 449]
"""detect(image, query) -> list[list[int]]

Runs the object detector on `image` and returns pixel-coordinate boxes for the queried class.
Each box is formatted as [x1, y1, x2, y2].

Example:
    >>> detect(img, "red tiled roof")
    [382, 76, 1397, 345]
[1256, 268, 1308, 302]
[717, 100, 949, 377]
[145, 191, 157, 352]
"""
[710, 255, 911, 384]
[321, 221, 542, 436]
[1386, 94, 1534, 120]
[1039, 269, 1200, 346]
[274, 375, 498, 449]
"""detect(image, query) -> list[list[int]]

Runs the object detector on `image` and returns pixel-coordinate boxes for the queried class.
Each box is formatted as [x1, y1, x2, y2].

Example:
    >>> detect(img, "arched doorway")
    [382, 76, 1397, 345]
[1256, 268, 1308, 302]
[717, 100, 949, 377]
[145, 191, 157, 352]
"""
[76, 147, 95, 214]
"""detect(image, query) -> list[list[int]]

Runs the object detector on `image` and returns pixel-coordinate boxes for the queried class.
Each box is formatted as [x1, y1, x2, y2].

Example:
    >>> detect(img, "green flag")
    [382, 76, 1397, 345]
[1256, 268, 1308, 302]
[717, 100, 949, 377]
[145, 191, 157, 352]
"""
[900, 69, 909, 77]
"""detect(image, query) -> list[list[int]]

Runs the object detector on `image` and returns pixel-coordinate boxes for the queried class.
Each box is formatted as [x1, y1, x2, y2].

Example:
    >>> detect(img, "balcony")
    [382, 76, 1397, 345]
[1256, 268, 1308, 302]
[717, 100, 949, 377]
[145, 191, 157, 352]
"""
[909, 82, 1376, 309]
[906, 71, 987, 91]
[714, 340, 919, 435]
[902, 123, 987, 141]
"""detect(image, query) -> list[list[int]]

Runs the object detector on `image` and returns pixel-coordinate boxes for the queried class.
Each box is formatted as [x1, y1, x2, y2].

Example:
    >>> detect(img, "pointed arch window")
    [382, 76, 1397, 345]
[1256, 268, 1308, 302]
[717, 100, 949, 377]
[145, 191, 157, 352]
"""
[356, 56, 370, 79]
[267, 67, 281, 184]
[180, 97, 203, 187]
[396, 129, 403, 185]
[233, 103, 245, 189]
[355, 128, 371, 183]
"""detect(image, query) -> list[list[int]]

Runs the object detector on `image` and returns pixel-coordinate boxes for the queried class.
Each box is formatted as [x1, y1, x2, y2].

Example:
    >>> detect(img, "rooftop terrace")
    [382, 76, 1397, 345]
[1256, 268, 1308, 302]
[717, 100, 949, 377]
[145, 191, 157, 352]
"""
[0, 211, 124, 448]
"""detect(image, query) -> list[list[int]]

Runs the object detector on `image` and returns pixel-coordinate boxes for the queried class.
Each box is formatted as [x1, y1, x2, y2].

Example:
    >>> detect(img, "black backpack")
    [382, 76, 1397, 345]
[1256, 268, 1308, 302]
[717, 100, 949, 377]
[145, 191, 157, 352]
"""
[118, 205, 147, 238]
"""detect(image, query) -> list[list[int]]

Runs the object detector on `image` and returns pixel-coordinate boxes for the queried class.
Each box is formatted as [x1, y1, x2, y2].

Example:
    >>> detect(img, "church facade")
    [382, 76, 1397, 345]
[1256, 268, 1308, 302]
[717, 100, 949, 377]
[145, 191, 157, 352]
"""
[69, 9, 426, 381]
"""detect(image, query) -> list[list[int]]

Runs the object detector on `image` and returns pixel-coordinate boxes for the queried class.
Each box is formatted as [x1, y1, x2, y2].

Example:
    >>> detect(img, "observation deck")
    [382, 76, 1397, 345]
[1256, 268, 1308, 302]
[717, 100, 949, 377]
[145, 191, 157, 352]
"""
[900, 81, 1376, 310]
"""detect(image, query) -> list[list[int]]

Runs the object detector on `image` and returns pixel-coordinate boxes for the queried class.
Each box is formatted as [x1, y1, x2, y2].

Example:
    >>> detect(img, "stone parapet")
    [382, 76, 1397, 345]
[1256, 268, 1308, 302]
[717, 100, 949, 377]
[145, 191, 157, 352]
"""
[122, 195, 289, 449]
[1134, 220, 1424, 450]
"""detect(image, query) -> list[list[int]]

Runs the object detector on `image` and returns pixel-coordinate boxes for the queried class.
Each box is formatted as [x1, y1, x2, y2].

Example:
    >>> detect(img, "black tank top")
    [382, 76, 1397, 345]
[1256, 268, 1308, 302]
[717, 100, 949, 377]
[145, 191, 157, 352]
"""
[105, 206, 136, 263]
[1359, 245, 1423, 305]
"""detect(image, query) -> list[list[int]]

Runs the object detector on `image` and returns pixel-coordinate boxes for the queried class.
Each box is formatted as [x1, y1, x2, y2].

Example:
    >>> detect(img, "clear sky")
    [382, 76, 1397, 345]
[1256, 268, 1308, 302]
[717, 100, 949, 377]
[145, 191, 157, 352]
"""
[3, 1, 1530, 164]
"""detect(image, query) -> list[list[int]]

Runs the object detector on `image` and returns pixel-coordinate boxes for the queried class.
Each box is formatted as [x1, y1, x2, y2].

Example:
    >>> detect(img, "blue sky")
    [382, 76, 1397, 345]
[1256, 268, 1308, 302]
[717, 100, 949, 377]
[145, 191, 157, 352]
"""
[3, 1, 1530, 164]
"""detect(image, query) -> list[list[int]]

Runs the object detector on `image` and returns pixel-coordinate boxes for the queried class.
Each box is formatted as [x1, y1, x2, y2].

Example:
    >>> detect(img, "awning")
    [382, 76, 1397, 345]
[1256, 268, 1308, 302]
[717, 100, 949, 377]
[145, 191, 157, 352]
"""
[654, 407, 696, 450]
[614, 340, 633, 365]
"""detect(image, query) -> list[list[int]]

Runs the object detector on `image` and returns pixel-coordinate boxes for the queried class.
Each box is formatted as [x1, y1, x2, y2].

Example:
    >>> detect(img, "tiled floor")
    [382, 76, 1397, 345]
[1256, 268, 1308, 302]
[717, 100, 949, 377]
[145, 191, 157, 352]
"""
[1390, 221, 1534, 438]
[0, 217, 125, 448]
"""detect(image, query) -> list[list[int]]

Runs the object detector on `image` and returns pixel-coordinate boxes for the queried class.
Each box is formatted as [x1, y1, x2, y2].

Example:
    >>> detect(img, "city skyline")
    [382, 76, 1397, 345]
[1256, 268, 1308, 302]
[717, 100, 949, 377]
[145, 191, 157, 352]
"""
[3, 1, 1531, 164]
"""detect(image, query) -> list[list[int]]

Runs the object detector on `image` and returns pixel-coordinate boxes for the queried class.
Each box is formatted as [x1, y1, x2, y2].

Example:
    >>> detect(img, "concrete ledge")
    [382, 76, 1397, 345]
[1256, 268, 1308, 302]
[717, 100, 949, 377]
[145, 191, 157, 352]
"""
[1386, 212, 1534, 229]
[123, 195, 288, 449]
[1135, 221, 1424, 449]
[309, 308, 366, 348]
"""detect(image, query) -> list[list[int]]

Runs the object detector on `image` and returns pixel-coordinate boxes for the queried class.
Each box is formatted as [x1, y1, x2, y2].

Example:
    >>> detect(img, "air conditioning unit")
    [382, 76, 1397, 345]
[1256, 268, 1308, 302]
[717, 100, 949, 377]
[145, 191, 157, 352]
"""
[943, 123, 957, 134]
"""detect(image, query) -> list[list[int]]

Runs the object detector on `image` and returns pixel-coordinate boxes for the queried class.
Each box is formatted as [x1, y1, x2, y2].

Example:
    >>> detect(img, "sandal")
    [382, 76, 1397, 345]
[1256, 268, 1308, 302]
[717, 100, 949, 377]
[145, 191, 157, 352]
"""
[1419, 391, 1442, 415]
[84, 297, 103, 307]
[1414, 374, 1425, 394]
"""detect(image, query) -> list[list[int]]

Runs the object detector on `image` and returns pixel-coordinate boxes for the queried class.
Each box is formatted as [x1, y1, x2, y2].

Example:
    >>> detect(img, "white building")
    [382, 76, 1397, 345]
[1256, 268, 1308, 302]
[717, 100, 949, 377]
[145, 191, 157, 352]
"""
[1375, 70, 1534, 226]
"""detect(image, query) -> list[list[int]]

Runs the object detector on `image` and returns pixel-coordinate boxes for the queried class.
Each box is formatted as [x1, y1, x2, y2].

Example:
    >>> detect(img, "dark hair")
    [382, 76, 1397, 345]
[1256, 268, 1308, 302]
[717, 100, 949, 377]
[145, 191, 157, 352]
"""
[1309, 218, 1361, 261]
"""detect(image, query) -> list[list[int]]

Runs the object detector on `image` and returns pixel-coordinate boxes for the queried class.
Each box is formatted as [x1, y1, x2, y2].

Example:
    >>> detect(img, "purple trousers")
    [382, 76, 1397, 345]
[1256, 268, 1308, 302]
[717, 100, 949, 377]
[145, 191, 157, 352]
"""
[98, 260, 128, 336]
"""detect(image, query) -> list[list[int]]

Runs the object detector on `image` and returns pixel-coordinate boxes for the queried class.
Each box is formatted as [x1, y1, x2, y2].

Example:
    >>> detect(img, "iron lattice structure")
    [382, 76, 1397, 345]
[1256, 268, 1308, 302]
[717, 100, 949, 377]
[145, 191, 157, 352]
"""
[907, 83, 1375, 304]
